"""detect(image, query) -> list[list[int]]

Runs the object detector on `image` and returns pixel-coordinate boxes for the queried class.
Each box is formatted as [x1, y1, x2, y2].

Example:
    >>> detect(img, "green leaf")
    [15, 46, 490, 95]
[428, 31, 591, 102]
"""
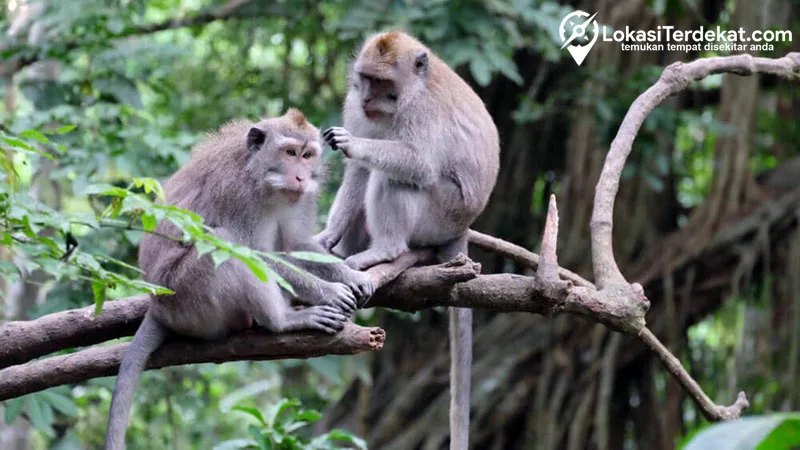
[242, 258, 268, 282]
[81, 184, 129, 197]
[213, 439, 258, 450]
[27, 396, 54, 434]
[133, 177, 166, 200]
[758, 415, 800, 449]
[233, 406, 268, 426]
[262, 264, 294, 296]
[92, 279, 106, 315]
[4, 397, 25, 424]
[220, 379, 279, 413]
[195, 240, 215, 257]
[325, 429, 368, 449]
[470, 58, 492, 86]
[211, 250, 231, 267]
[19, 129, 51, 144]
[55, 125, 76, 134]
[1, 136, 34, 151]
[685, 414, 800, 450]
[287, 251, 341, 264]
[39, 390, 78, 417]
[141, 213, 157, 232]
[1, 136, 54, 160]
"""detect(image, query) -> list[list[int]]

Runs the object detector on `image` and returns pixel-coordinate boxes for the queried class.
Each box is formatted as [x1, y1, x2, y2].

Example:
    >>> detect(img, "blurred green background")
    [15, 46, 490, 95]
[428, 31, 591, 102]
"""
[0, 0, 798, 449]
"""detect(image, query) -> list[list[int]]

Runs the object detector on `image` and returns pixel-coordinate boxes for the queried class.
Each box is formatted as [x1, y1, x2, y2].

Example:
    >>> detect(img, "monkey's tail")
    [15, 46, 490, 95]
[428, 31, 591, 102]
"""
[104, 312, 167, 450]
[449, 307, 472, 450]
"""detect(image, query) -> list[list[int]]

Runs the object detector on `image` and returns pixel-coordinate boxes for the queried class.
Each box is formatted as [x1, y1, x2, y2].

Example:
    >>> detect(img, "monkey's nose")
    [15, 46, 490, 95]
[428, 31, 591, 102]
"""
[295, 175, 305, 182]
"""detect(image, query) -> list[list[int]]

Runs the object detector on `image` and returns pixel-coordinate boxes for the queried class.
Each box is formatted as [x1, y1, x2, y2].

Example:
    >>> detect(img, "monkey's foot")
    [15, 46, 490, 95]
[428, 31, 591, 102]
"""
[345, 248, 406, 271]
[344, 268, 375, 306]
[320, 282, 357, 314]
[313, 229, 342, 252]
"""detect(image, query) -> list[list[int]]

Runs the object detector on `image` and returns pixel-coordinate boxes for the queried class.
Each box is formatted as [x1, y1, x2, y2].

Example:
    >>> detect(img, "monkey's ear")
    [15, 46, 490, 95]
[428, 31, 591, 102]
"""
[247, 127, 267, 152]
[413, 51, 429, 76]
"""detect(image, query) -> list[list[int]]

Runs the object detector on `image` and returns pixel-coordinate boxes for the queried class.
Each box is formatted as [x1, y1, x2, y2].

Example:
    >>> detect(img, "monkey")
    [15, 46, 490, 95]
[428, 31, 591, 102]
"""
[104, 109, 374, 450]
[315, 31, 500, 449]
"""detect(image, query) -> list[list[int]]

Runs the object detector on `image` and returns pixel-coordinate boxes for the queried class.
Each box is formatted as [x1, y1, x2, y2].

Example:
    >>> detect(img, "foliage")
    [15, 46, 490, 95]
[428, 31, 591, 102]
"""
[215, 398, 367, 450]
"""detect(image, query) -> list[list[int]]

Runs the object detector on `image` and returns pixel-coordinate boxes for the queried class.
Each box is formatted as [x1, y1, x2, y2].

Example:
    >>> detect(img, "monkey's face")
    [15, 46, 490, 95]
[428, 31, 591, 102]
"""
[246, 126, 321, 202]
[352, 50, 429, 120]
[353, 73, 399, 118]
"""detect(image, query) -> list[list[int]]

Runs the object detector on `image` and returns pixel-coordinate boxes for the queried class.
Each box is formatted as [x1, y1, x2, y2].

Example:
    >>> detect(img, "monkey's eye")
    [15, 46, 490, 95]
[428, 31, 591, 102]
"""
[387, 93, 398, 101]
[286, 149, 297, 156]
[302, 152, 313, 159]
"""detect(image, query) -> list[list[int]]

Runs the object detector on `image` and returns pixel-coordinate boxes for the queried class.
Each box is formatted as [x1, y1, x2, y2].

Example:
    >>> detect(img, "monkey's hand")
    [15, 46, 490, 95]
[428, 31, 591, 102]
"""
[319, 281, 358, 314]
[343, 268, 375, 307]
[322, 127, 356, 158]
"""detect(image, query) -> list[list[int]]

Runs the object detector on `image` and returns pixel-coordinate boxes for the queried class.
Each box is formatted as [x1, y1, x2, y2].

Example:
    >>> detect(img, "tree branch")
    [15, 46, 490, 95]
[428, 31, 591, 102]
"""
[591, 52, 800, 289]
[0, 322, 384, 401]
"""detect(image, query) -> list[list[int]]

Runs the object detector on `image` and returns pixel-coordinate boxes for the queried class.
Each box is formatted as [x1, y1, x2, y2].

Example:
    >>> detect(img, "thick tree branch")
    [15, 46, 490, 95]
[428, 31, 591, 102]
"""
[0, 250, 432, 370]
[0, 322, 384, 400]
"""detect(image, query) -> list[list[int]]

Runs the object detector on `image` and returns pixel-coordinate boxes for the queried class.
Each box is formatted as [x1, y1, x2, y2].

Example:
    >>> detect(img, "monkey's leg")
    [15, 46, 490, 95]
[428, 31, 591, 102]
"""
[315, 163, 370, 251]
[330, 208, 370, 259]
[439, 234, 472, 450]
[345, 183, 417, 270]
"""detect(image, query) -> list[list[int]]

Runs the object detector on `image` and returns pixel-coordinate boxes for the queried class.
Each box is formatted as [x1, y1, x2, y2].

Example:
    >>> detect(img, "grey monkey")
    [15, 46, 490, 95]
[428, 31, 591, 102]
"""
[104, 109, 374, 450]
[315, 32, 500, 450]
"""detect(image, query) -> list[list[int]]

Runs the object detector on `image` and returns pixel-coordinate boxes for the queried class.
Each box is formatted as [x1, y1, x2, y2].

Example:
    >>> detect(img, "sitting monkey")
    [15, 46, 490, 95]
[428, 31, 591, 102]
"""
[104, 109, 373, 450]
[317, 32, 500, 450]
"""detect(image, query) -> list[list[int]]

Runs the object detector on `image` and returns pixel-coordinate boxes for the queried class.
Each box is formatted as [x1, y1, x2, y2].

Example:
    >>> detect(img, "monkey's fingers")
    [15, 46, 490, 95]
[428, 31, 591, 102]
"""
[322, 127, 339, 150]
[309, 305, 350, 333]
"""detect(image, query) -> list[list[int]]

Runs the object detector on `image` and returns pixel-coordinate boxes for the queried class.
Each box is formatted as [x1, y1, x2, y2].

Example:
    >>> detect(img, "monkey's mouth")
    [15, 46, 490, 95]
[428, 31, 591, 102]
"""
[283, 190, 304, 202]
[363, 108, 385, 119]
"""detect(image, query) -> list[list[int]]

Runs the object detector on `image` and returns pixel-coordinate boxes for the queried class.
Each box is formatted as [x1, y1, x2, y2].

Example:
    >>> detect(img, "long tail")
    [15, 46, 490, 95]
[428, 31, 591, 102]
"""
[105, 313, 168, 450]
[449, 307, 472, 450]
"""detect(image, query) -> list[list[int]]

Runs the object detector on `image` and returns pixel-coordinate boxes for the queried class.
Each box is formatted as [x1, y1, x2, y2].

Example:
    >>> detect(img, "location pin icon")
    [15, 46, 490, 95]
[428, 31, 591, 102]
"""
[560, 11, 600, 66]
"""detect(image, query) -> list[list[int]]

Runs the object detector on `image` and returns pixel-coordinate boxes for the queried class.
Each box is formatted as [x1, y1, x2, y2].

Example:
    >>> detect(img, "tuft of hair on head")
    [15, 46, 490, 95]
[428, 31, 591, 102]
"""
[285, 108, 308, 128]
[375, 31, 400, 58]
[363, 30, 407, 66]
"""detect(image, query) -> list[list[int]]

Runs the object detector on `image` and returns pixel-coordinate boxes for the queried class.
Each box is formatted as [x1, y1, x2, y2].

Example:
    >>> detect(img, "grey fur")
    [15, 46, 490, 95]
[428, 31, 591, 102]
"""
[104, 111, 373, 450]
[316, 32, 499, 450]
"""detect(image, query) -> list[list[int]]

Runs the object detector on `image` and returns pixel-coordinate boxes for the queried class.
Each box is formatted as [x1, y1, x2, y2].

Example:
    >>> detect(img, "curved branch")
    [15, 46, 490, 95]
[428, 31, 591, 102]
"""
[591, 52, 800, 289]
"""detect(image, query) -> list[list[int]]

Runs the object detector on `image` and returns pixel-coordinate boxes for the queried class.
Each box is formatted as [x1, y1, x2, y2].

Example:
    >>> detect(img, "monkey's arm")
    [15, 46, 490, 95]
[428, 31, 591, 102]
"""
[323, 127, 436, 186]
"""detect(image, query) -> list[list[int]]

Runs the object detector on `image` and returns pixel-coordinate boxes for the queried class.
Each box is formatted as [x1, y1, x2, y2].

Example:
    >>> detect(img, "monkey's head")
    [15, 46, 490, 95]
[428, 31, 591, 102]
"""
[245, 109, 323, 203]
[351, 31, 430, 119]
